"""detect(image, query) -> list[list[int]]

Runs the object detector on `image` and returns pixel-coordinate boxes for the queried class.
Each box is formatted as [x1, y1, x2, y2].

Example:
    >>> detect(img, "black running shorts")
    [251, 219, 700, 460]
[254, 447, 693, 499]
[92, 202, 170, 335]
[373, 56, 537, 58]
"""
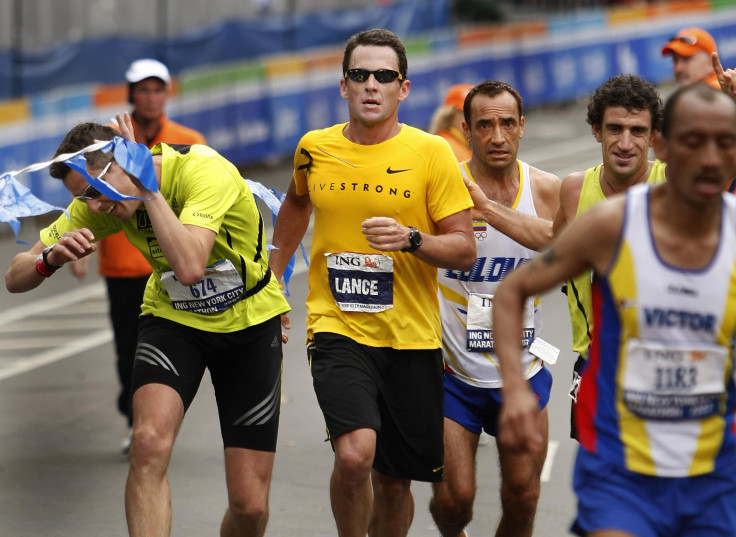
[307, 332, 444, 482]
[132, 315, 283, 451]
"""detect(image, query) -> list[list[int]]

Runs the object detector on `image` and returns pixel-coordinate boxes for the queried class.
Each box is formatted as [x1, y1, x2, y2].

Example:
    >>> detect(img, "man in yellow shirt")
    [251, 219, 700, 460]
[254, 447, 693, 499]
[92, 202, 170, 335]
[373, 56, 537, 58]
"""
[73, 59, 206, 453]
[270, 28, 475, 537]
[6, 115, 288, 537]
[554, 74, 665, 439]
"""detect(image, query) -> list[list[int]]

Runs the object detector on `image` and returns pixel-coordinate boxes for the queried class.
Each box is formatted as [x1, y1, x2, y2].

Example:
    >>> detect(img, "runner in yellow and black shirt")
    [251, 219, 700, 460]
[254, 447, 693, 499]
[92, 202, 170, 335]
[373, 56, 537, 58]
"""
[553, 74, 664, 440]
[269, 28, 475, 537]
[5, 117, 289, 537]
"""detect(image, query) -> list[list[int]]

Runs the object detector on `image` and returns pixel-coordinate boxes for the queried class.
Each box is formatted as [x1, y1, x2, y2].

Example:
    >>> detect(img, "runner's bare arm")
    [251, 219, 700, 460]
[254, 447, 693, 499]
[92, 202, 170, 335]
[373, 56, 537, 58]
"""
[270, 179, 312, 282]
[362, 209, 476, 271]
[6, 229, 97, 293]
[466, 170, 561, 251]
[269, 179, 312, 344]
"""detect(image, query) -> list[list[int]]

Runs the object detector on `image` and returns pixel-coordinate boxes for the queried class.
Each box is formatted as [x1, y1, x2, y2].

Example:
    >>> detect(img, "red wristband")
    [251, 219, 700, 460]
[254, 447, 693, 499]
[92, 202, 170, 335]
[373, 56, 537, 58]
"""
[35, 255, 56, 277]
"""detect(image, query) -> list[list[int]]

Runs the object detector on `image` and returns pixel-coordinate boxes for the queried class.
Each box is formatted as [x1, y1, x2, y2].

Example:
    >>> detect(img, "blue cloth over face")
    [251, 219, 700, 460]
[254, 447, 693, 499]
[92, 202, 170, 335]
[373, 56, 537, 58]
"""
[63, 137, 157, 201]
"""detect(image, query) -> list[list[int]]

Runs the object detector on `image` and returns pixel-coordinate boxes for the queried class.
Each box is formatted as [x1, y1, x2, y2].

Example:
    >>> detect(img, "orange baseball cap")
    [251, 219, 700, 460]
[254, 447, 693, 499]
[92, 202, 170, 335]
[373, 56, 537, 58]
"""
[661, 27, 717, 57]
[444, 84, 474, 111]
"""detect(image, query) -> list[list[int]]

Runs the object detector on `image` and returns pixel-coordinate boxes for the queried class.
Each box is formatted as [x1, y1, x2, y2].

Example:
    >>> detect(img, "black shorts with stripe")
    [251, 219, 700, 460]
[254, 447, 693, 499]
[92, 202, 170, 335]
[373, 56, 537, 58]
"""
[132, 314, 282, 451]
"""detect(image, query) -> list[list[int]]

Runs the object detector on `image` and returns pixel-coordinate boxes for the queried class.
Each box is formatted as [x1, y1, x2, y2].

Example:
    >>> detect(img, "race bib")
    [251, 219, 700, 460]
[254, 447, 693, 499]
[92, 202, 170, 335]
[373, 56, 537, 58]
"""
[161, 259, 244, 315]
[327, 252, 393, 312]
[622, 339, 728, 420]
[466, 293, 534, 352]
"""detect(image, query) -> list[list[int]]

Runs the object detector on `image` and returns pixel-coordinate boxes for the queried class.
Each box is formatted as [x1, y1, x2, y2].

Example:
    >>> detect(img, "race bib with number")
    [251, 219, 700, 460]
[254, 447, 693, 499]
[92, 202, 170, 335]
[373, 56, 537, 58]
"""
[326, 252, 394, 312]
[466, 293, 535, 352]
[161, 259, 244, 315]
[622, 339, 728, 420]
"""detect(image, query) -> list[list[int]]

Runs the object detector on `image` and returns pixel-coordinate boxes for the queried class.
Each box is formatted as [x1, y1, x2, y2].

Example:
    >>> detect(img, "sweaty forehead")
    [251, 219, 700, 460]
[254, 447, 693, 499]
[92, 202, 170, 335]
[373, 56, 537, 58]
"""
[471, 92, 519, 119]
[349, 45, 399, 70]
[602, 105, 651, 127]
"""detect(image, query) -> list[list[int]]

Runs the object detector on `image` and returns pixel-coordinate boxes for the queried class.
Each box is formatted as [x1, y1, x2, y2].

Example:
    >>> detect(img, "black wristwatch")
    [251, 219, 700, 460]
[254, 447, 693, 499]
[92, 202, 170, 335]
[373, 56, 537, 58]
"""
[401, 226, 423, 253]
[42, 245, 63, 270]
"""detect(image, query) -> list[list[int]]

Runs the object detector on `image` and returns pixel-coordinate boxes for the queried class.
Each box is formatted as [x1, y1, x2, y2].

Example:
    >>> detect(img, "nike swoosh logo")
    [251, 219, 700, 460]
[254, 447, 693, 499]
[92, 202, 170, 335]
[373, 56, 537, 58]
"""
[432, 465, 444, 473]
[387, 167, 411, 174]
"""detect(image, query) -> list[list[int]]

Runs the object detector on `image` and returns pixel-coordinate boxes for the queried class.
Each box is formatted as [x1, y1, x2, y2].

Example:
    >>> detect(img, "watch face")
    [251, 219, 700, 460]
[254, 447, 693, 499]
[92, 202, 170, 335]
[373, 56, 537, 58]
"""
[409, 228, 422, 250]
[402, 227, 422, 252]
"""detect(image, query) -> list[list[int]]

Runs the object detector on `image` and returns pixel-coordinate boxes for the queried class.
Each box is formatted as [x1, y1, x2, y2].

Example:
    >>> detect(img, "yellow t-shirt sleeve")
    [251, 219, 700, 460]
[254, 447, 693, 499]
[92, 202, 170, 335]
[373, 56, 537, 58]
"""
[426, 136, 473, 223]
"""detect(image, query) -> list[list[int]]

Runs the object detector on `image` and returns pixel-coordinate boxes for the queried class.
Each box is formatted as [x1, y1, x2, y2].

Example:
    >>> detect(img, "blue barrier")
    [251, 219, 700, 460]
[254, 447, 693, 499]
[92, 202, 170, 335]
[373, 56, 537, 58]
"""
[4, 11, 736, 208]
[0, 0, 450, 100]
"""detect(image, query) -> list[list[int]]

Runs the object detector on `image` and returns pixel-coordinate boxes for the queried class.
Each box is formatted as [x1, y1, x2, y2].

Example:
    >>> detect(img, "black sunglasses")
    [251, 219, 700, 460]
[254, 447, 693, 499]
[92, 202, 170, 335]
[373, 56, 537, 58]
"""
[668, 35, 697, 46]
[74, 159, 112, 201]
[344, 69, 403, 84]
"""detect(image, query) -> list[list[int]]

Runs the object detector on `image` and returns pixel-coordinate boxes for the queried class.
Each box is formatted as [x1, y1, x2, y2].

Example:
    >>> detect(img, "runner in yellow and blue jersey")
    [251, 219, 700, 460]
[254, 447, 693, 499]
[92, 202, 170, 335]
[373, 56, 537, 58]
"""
[494, 83, 736, 537]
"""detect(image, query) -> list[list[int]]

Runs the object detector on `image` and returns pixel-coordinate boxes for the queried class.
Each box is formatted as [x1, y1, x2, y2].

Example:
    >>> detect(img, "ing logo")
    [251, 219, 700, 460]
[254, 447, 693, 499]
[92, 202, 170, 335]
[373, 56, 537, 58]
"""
[690, 350, 706, 362]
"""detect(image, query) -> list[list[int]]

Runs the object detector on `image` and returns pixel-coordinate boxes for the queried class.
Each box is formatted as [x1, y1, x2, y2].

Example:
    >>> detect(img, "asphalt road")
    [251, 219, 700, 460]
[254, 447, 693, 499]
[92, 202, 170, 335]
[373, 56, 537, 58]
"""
[0, 96, 616, 536]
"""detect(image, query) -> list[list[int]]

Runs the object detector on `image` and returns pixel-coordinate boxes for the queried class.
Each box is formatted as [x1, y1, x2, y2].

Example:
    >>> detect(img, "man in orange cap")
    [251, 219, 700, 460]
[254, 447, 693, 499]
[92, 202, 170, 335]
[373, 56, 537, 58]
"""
[429, 84, 474, 161]
[663, 32, 736, 192]
[662, 27, 720, 89]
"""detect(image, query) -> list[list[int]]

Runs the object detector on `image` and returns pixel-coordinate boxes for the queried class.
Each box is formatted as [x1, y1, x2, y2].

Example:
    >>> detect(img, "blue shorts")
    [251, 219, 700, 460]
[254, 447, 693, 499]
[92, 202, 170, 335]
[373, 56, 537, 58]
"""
[571, 448, 736, 537]
[444, 366, 552, 436]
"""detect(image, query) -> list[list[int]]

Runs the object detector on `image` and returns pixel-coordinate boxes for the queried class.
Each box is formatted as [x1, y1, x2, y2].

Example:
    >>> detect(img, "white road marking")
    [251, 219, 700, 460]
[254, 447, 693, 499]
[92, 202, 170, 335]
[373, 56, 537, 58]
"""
[0, 317, 110, 333]
[0, 329, 113, 381]
[541, 440, 559, 483]
[0, 281, 110, 381]
[0, 281, 105, 326]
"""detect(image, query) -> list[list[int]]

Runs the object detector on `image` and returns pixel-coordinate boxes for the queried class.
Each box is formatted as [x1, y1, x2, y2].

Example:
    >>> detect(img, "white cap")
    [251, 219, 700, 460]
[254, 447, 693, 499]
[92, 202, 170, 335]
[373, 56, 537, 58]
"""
[125, 59, 171, 85]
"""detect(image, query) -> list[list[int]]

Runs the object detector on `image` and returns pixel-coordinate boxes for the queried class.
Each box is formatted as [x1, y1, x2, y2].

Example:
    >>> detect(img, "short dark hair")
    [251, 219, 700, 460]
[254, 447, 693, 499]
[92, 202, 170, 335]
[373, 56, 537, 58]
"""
[464, 80, 523, 124]
[49, 123, 118, 180]
[661, 82, 728, 138]
[586, 74, 663, 132]
[342, 29, 408, 82]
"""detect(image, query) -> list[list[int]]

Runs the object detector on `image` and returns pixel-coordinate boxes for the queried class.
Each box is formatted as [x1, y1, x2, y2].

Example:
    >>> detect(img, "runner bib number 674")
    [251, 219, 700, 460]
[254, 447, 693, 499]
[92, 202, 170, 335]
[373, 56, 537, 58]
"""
[161, 259, 244, 314]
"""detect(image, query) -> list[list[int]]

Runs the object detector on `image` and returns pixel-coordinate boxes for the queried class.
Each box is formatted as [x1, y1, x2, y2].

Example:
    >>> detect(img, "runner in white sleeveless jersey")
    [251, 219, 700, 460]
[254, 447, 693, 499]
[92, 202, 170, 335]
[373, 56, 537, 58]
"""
[430, 80, 560, 537]
[495, 83, 736, 537]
